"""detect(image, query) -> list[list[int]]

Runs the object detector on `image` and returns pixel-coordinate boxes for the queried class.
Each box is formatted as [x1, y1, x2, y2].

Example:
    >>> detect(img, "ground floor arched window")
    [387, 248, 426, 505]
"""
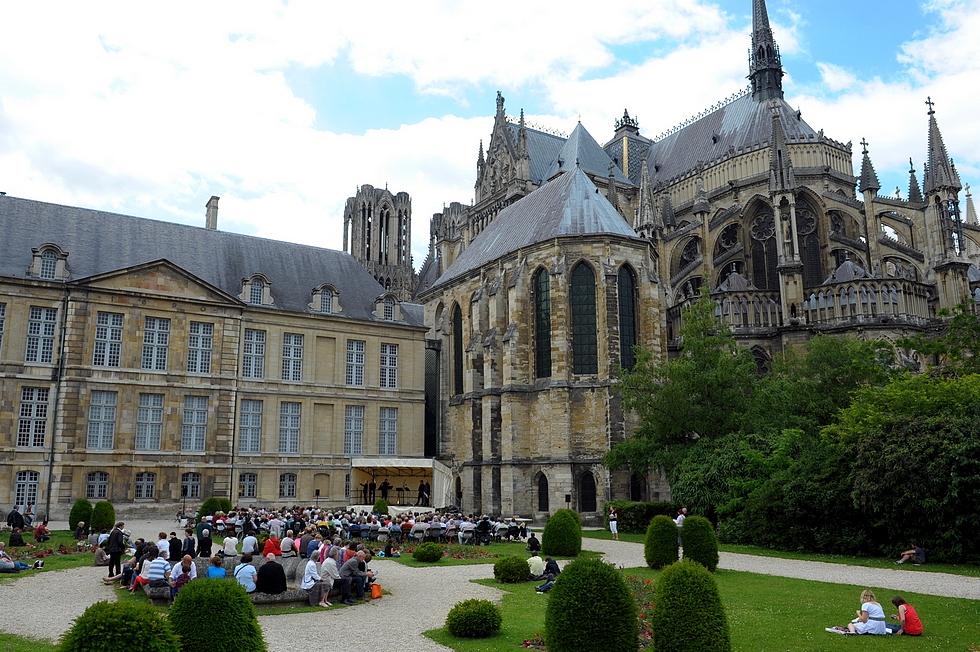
[537, 473, 549, 512]
[579, 473, 597, 512]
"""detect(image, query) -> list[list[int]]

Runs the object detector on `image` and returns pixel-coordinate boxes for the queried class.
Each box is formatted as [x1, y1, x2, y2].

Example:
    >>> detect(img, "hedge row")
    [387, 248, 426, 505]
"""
[602, 500, 682, 534]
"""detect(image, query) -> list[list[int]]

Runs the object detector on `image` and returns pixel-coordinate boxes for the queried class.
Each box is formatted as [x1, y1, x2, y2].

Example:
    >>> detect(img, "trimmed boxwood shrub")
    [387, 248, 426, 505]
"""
[493, 555, 530, 583]
[90, 501, 115, 533]
[170, 578, 265, 652]
[372, 498, 389, 515]
[199, 497, 233, 518]
[603, 500, 682, 534]
[69, 499, 93, 531]
[644, 514, 679, 569]
[412, 542, 443, 563]
[541, 508, 582, 557]
[545, 557, 637, 652]
[682, 515, 719, 572]
[650, 560, 730, 652]
[59, 600, 180, 652]
[445, 599, 502, 638]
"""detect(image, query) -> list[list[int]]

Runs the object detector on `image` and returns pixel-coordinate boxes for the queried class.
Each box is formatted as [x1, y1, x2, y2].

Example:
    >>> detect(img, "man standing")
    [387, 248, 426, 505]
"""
[5, 506, 24, 531]
[340, 550, 374, 603]
[168, 532, 182, 563]
[255, 553, 287, 594]
[107, 522, 126, 578]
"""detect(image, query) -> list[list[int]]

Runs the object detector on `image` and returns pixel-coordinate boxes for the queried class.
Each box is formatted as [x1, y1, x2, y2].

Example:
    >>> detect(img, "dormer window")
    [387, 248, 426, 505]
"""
[311, 284, 342, 315]
[29, 245, 69, 281]
[374, 294, 401, 321]
[249, 279, 264, 305]
[40, 251, 57, 279]
[241, 275, 273, 306]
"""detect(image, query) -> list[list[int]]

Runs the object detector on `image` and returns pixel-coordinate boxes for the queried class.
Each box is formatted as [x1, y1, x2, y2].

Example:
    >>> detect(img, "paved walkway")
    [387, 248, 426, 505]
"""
[4, 526, 979, 650]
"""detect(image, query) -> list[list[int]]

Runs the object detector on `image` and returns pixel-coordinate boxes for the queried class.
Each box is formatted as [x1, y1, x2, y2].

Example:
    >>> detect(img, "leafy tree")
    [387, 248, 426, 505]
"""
[898, 302, 980, 374]
[606, 287, 756, 474]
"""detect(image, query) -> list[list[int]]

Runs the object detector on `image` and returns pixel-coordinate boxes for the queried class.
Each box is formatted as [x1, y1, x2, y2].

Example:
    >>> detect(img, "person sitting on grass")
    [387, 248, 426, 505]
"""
[0, 542, 32, 571]
[32, 521, 51, 543]
[888, 595, 923, 636]
[847, 590, 888, 635]
[94, 543, 110, 567]
[74, 521, 87, 541]
[527, 551, 547, 581]
[544, 556, 561, 577]
[896, 543, 925, 565]
[525, 530, 540, 553]
[8, 528, 33, 549]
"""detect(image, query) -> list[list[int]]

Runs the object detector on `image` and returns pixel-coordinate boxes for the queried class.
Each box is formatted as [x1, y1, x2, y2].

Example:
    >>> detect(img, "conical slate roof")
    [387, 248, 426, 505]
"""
[546, 122, 630, 184]
[924, 104, 962, 193]
[427, 167, 639, 291]
[858, 144, 881, 193]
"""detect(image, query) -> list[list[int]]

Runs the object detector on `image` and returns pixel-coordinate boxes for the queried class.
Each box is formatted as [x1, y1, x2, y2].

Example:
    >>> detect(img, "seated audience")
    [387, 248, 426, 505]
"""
[234, 553, 258, 593]
[255, 553, 287, 594]
[207, 555, 227, 579]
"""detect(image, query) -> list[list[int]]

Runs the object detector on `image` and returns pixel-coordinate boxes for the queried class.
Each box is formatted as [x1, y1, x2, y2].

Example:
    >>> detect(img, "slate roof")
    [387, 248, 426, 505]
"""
[0, 195, 425, 326]
[859, 148, 881, 193]
[546, 123, 630, 185]
[507, 123, 566, 186]
[427, 167, 640, 291]
[646, 92, 819, 184]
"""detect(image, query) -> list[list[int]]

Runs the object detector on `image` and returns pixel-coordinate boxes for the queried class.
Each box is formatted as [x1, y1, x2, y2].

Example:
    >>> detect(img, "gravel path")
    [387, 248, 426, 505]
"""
[5, 521, 979, 647]
[582, 537, 980, 600]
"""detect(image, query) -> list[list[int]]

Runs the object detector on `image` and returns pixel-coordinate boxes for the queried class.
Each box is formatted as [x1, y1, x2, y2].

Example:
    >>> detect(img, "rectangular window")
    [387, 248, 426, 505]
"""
[141, 316, 170, 371]
[187, 322, 213, 374]
[380, 343, 398, 388]
[344, 405, 363, 455]
[136, 393, 164, 450]
[320, 291, 332, 314]
[279, 473, 296, 498]
[346, 340, 365, 386]
[242, 329, 266, 379]
[278, 401, 301, 454]
[14, 471, 39, 507]
[26, 306, 57, 363]
[379, 407, 397, 456]
[181, 396, 208, 451]
[0, 303, 6, 355]
[239, 399, 262, 453]
[181, 472, 201, 499]
[87, 391, 117, 449]
[134, 471, 156, 499]
[281, 333, 303, 382]
[17, 387, 49, 447]
[86, 471, 109, 500]
[239, 473, 257, 499]
[93, 312, 123, 367]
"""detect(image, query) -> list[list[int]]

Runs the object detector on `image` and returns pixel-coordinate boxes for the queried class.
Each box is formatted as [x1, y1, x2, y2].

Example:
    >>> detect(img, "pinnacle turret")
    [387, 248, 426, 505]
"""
[769, 103, 796, 194]
[908, 158, 923, 203]
[858, 139, 881, 194]
[923, 97, 962, 193]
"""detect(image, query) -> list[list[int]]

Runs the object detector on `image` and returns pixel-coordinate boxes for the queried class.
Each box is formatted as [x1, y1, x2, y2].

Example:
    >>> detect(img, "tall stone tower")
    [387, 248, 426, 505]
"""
[343, 184, 416, 301]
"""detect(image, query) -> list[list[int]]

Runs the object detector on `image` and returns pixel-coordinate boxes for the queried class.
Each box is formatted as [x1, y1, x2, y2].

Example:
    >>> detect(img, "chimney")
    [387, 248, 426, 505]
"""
[205, 196, 220, 230]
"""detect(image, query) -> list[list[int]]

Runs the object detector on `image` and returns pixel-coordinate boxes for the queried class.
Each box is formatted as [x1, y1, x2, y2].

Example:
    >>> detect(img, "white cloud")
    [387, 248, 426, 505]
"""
[816, 63, 857, 92]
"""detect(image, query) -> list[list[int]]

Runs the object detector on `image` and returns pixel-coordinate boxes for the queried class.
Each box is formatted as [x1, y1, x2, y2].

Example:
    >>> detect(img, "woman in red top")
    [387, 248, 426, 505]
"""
[889, 595, 923, 636]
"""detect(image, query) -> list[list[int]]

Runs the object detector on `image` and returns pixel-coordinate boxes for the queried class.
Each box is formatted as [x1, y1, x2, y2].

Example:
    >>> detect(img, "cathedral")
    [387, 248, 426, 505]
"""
[412, 0, 980, 521]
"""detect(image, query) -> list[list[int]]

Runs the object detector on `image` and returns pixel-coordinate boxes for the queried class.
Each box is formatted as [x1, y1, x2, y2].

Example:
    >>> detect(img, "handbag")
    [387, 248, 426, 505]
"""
[370, 583, 382, 599]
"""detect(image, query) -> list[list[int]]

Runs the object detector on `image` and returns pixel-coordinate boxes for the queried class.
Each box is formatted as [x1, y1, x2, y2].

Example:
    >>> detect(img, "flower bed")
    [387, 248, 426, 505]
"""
[401, 543, 499, 560]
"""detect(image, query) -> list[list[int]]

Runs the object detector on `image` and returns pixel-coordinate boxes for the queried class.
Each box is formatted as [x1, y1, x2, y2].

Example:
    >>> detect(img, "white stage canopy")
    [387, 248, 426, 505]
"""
[349, 457, 452, 508]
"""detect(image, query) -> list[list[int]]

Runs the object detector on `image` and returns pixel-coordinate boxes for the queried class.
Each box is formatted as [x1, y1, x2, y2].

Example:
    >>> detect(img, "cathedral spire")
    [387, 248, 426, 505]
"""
[858, 138, 881, 195]
[967, 184, 977, 225]
[749, 0, 784, 101]
[908, 158, 923, 203]
[637, 158, 660, 229]
[923, 97, 962, 193]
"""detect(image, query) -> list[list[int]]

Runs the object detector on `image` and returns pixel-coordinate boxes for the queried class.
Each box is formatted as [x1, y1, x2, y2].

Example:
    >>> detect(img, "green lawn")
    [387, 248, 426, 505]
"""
[386, 540, 599, 567]
[426, 565, 980, 652]
[581, 530, 980, 578]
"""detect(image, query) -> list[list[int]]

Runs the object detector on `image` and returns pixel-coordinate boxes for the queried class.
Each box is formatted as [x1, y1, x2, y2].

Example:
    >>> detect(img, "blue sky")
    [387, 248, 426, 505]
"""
[0, 0, 977, 267]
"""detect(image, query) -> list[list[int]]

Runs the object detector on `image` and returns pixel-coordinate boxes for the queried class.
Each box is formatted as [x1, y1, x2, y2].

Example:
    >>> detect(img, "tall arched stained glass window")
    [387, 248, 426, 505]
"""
[451, 304, 464, 395]
[533, 268, 552, 378]
[617, 265, 637, 370]
[570, 263, 598, 374]
[537, 473, 549, 512]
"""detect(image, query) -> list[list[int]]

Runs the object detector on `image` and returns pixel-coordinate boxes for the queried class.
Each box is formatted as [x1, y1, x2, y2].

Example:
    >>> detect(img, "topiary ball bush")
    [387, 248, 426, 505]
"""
[681, 515, 719, 572]
[644, 514, 679, 569]
[170, 578, 266, 652]
[412, 541, 444, 563]
[545, 557, 637, 652]
[59, 600, 179, 652]
[90, 501, 116, 533]
[68, 499, 93, 531]
[445, 599, 502, 638]
[541, 508, 582, 557]
[372, 498, 389, 515]
[217, 498, 233, 514]
[493, 555, 530, 583]
[650, 560, 730, 652]
[199, 497, 223, 518]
